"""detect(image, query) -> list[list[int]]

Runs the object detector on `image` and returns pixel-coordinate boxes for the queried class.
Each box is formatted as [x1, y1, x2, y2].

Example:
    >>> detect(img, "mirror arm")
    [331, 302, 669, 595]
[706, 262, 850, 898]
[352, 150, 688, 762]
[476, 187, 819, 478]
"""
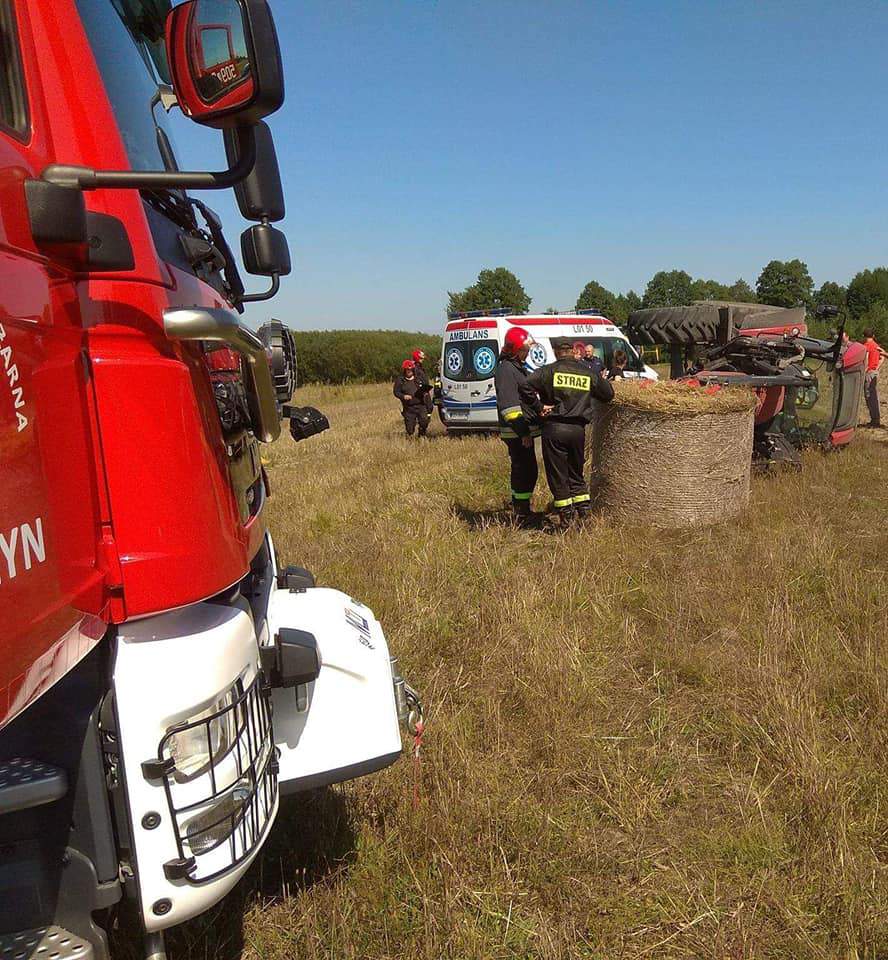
[40, 125, 257, 192]
[237, 273, 280, 304]
[832, 313, 847, 367]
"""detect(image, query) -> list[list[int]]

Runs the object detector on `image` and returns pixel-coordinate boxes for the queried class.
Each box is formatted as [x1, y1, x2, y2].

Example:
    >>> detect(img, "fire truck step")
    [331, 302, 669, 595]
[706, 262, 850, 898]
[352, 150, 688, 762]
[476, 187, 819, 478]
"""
[0, 758, 68, 815]
[0, 925, 93, 960]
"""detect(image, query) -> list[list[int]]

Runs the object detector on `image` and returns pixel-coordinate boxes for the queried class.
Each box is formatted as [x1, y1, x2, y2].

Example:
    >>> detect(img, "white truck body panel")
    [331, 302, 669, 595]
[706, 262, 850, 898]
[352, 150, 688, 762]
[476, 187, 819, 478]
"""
[269, 588, 402, 794]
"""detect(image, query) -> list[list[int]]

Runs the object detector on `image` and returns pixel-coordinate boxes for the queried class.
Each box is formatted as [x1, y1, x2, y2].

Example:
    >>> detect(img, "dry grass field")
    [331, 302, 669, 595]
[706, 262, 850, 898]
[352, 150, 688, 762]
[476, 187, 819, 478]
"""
[166, 382, 887, 960]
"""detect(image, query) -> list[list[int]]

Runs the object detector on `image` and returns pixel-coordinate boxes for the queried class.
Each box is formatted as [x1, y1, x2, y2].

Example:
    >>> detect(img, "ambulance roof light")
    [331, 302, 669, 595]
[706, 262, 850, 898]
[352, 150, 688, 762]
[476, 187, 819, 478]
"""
[446, 307, 513, 320]
[520, 308, 609, 318]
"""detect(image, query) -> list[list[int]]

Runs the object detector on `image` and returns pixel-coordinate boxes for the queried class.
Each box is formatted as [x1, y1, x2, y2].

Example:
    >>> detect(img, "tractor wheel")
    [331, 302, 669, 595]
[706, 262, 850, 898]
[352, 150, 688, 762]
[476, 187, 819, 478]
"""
[626, 305, 721, 346]
[627, 302, 807, 346]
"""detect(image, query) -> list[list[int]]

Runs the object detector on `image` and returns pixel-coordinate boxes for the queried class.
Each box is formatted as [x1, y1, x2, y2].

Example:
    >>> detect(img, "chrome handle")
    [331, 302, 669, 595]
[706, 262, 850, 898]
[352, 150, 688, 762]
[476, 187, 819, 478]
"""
[163, 307, 281, 443]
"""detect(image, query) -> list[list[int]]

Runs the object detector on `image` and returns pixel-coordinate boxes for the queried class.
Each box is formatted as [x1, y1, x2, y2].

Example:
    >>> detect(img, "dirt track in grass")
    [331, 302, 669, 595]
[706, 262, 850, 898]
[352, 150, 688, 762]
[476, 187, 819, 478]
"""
[164, 381, 888, 960]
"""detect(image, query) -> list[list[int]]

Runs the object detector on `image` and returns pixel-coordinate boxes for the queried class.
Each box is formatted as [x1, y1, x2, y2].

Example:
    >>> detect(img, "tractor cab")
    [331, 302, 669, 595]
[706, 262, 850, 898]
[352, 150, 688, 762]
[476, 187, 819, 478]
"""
[780, 335, 866, 448]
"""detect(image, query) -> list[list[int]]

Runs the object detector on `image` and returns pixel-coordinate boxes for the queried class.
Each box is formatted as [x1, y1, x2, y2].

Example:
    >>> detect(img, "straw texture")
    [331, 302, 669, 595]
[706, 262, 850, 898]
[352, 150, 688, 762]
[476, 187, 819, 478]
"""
[588, 381, 756, 527]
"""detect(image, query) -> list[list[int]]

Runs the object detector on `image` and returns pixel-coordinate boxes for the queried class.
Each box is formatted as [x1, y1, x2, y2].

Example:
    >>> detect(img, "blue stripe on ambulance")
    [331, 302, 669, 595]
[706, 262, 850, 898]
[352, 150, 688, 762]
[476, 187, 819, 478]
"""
[441, 398, 498, 409]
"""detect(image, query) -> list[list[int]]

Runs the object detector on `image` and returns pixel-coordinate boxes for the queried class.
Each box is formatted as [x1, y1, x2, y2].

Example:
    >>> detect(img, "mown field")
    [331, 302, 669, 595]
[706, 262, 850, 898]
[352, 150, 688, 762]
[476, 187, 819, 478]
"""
[168, 383, 886, 960]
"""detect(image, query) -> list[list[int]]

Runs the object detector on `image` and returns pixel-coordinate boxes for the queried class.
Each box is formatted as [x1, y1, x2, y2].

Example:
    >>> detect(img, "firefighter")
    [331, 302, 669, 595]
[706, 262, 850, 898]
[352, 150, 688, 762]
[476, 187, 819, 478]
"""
[393, 359, 430, 437]
[412, 349, 435, 414]
[521, 337, 614, 527]
[495, 327, 544, 525]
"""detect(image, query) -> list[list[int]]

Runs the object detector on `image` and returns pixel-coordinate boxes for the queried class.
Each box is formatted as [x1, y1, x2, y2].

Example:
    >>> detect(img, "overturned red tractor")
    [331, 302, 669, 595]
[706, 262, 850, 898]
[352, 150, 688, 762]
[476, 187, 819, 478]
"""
[627, 301, 867, 468]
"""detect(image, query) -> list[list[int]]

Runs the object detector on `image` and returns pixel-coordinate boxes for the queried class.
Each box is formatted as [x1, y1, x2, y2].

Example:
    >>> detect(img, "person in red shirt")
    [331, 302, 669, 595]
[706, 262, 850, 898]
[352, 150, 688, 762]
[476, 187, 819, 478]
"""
[863, 328, 888, 428]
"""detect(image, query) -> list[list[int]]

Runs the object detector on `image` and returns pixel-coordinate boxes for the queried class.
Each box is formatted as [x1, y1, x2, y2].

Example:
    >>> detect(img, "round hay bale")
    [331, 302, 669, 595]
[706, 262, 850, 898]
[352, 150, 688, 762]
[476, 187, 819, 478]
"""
[588, 380, 756, 527]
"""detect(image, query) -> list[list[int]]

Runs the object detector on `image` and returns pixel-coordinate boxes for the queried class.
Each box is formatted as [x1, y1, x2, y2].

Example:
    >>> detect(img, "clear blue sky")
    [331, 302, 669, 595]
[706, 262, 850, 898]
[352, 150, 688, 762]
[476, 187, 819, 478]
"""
[171, 0, 888, 333]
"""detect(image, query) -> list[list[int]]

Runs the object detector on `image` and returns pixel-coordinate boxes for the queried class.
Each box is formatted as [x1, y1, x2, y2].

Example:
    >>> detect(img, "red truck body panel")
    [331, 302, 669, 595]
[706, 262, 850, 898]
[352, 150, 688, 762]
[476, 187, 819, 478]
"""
[1, 0, 265, 726]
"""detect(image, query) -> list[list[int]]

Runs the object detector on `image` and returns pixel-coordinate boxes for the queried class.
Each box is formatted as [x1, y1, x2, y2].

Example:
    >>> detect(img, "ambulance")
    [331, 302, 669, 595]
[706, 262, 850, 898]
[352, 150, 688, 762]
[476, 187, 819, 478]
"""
[437, 309, 658, 432]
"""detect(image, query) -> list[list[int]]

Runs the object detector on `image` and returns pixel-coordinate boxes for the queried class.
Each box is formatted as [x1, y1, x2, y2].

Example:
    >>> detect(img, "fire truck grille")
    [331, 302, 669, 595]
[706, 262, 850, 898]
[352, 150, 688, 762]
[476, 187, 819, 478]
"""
[157, 676, 278, 884]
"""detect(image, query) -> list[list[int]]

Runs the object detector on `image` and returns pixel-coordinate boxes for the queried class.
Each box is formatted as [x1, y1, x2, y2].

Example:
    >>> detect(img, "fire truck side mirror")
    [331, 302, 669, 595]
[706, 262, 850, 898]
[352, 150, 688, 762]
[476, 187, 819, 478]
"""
[223, 121, 284, 222]
[165, 0, 284, 130]
[236, 223, 290, 303]
[241, 224, 291, 277]
[40, 1, 284, 194]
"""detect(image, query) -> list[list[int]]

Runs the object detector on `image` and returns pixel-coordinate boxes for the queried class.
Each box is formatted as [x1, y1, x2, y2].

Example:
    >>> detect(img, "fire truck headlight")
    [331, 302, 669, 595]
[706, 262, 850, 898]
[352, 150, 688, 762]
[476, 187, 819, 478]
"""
[183, 778, 253, 857]
[163, 686, 240, 783]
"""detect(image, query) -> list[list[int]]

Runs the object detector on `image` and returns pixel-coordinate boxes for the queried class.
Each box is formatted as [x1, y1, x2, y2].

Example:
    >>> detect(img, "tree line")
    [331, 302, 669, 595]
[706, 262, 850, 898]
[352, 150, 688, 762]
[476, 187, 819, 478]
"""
[293, 330, 442, 385]
[290, 260, 888, 386]
[448, 261, 888, 340]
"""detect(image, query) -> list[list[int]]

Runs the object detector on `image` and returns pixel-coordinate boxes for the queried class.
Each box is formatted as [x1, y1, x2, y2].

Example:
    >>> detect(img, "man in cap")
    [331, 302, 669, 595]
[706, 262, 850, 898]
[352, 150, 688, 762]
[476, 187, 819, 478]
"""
[393, 359, 430, 437]
[495, 326, 544, 525]
[412, 349, 435, 414]
[521, 337, 614, 527]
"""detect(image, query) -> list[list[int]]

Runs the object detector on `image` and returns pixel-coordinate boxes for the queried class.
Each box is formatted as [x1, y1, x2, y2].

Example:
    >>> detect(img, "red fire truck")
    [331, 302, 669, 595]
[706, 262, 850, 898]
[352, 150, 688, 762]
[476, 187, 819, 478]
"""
[0, 2, 418, 958]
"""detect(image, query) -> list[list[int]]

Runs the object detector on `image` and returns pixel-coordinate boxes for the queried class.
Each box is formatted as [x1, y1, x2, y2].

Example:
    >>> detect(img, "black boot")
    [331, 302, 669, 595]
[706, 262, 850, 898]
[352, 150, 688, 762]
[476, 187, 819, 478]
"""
[546, 505, 574, 532]
[511, 498, 534, 528]
[573, 504, 593, 527]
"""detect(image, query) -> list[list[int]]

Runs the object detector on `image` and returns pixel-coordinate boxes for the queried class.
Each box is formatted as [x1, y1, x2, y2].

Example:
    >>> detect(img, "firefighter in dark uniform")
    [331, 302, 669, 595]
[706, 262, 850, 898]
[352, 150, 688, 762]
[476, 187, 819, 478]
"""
[521, 337, 614, 526]
[393, 359, 429, 437]
[495, 327, 543, 525]
[412, 349, 435, 415]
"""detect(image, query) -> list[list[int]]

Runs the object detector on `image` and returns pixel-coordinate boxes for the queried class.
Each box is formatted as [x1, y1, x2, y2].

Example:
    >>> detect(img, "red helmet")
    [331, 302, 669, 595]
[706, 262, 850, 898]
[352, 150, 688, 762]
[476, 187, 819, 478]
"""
[402, 359, 415, 371]
[503, 327, 532, 355]
[412, 349, 425, 363]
